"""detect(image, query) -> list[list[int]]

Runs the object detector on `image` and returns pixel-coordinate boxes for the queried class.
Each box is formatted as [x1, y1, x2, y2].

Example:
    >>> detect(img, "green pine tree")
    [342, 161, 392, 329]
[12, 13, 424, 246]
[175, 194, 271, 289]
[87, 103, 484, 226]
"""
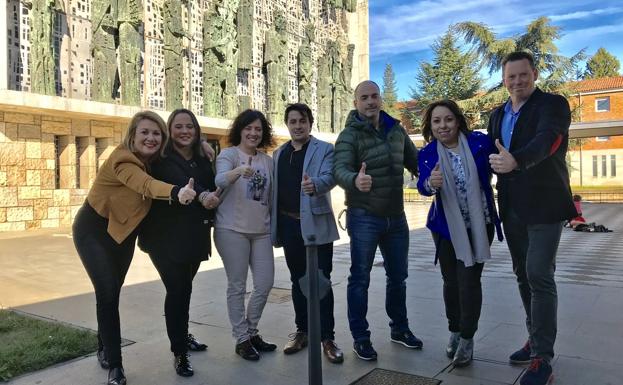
[584, 48, 621, 79]
[411, 30, 482, 107]
[453, 17, 586, 128]
[382, 63, 399, 117]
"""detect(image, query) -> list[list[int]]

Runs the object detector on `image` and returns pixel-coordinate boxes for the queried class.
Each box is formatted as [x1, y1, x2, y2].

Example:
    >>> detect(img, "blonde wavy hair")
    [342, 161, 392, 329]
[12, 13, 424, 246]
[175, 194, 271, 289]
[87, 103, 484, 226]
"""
[122, 111, 169, 160]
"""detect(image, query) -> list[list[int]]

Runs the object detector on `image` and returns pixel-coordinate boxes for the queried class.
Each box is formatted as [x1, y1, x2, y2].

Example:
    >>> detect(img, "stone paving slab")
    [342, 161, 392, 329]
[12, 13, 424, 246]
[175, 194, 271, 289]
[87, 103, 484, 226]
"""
[2, 203, 623, 385]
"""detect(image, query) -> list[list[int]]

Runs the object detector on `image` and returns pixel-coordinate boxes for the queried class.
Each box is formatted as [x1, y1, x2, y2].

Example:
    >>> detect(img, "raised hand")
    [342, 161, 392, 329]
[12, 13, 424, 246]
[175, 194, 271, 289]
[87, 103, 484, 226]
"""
[429, 162, 443, 189]
[355, 162, 372, 192]
[201, 140, 216, 161]
[489, 139, 518, 174]
[178, 178, 196, 205]
[200, 189, 221, 210]
[301, 173, 315, 195]
[236, 157, 254, 178]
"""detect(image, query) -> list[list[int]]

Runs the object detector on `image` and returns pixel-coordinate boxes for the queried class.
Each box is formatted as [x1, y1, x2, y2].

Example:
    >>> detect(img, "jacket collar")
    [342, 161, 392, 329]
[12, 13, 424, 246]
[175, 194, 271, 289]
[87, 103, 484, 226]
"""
[345, 109, 398, 133]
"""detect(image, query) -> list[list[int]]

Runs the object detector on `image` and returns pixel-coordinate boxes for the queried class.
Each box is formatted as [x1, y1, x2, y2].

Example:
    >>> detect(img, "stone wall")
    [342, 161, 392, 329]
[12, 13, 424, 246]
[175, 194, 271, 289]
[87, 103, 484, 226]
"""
[0, 110, 123, 231]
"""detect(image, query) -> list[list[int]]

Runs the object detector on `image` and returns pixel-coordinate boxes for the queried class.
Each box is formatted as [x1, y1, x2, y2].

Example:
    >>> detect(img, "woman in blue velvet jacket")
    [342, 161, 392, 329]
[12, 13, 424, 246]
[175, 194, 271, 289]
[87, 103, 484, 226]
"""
[417, 100, 502, 367]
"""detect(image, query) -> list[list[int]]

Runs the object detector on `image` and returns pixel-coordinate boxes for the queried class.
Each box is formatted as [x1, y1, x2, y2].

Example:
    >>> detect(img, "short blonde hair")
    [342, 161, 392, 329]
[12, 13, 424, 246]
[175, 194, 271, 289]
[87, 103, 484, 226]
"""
[122, 111, 169, 159]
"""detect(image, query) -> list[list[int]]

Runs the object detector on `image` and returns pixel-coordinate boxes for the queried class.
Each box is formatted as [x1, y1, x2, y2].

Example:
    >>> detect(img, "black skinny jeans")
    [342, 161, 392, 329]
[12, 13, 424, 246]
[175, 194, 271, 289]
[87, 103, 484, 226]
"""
[73, 203, 136, 368]
[278, 214, 335, 340]
[149, 252, 201, 355]
[433, 223, 494, 339]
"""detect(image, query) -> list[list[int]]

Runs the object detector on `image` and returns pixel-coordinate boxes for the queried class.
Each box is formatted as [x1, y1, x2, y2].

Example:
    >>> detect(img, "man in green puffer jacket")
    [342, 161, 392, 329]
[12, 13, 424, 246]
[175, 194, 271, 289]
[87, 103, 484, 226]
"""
[333, 80, 421, 361]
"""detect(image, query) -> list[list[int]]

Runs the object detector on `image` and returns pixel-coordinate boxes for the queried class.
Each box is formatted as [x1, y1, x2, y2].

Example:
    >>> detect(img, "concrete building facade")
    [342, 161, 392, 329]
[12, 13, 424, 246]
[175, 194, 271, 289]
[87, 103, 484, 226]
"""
[568, 76, 623, 187]
[0, 0, 369, 232]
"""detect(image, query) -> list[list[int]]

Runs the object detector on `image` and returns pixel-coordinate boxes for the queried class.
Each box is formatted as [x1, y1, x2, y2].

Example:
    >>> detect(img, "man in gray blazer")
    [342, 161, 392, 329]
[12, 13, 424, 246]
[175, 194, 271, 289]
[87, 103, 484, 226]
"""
[270, 103, 343, 364]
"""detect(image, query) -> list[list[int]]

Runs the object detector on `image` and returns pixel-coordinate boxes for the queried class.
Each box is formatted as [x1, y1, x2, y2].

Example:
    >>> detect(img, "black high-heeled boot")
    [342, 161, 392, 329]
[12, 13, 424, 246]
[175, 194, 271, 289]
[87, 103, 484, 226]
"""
[107, 366, 126, 385]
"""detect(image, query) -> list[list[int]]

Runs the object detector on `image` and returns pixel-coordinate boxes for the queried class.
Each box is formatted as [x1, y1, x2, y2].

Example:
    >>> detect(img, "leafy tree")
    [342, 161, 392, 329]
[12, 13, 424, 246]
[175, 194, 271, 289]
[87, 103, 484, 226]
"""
[584, 48, 621, 79]
[382, 63, 399, 117]
[411, 30, 482, 107]
[453, 17, 585, 128]
[400, 105, 422, 135]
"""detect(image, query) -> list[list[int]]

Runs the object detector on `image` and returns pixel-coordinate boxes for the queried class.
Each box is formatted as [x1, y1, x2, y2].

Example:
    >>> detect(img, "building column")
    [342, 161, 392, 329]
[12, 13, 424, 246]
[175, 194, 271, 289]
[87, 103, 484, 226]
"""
[0, 0, 8, 90]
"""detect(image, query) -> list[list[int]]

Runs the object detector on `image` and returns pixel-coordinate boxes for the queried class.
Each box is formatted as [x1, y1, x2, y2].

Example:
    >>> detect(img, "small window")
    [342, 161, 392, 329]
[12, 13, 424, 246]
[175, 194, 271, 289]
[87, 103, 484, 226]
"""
[611, 155, 617, 177]
[54, 136, 61, 189]
[602, 155, 607, 177]
[595, 97, 610, 112]
[592, 156, 598, 177]
[596, 136, 610, 142]
[76, 137, 89, 188]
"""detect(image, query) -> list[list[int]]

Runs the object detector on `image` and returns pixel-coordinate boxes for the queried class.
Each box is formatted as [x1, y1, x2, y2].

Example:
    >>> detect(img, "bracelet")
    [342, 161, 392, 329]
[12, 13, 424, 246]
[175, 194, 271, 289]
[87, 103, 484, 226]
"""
[199, 191, 209, 204]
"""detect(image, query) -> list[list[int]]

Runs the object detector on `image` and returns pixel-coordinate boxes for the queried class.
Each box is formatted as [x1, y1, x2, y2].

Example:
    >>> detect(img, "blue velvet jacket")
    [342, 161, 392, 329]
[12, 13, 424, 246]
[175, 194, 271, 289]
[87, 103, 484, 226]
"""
[416, 131, 503, 242]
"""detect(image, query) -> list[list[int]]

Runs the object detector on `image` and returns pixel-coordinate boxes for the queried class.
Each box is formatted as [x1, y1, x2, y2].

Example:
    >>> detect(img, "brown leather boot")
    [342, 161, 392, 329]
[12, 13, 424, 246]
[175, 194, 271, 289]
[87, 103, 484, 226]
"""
[283, 332, 308, 354]
[322, 339, 344, 364]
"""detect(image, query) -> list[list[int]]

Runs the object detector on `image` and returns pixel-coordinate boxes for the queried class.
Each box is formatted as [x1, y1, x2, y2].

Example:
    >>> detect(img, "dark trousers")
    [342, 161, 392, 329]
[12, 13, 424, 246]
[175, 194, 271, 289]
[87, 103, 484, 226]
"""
[278, 214, 335, 340]
[149, 252, 201, 355]
[503, 208, 562, 362]
[73, 203, 135, 368]
[434, 224, 494, 339]
[346, 208, 410, 342]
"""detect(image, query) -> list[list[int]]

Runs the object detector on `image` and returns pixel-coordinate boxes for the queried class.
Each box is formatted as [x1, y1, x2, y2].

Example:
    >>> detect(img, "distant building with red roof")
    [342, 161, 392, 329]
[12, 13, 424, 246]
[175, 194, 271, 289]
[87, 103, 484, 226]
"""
[567, 76, 623, 187]
[568, 76, 623, 123]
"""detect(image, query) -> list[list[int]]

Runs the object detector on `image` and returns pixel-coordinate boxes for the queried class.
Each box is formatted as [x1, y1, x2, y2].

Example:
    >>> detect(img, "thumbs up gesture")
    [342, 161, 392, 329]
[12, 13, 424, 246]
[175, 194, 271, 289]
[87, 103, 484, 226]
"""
[178, 177, 197, 205]
[201, 140, 216, 161]
[301, 173, 315, 195]
[355, 162, 372, 192]
[429, 162, 443, 189]
[236, 157, 254, 178]
[489, 139, 518, 174]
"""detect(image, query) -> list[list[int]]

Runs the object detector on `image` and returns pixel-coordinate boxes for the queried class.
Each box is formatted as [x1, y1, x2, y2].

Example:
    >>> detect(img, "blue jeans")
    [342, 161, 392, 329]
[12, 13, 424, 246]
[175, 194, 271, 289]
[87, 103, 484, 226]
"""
[346, 208, 410, 342]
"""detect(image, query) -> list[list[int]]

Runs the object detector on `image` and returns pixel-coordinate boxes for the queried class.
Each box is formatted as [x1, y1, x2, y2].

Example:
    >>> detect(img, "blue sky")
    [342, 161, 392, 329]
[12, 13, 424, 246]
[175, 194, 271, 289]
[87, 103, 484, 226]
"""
[368, 0, 623, 100]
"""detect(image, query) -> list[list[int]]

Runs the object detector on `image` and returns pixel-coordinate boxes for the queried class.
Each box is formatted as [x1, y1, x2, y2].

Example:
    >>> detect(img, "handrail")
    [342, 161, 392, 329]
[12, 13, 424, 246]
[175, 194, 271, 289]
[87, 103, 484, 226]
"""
[404, 189, 623, 203]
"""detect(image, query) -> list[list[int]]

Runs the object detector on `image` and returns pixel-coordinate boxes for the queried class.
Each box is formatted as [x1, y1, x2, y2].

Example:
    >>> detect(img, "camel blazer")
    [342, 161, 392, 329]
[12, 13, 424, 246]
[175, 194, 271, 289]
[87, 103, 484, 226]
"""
[270, 137, 339, 246]
[86, 145, 175, 244]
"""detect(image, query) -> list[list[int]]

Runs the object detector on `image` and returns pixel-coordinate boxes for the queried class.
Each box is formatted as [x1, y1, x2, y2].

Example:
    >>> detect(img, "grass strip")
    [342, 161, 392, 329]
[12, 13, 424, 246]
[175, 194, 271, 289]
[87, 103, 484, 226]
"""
[0, 309, 98, 381]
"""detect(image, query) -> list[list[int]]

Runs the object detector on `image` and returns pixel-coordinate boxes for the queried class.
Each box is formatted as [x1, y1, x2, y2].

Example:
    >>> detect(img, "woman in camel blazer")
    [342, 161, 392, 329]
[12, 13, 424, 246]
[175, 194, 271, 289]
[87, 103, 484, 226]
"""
[72, 111, 195, 385]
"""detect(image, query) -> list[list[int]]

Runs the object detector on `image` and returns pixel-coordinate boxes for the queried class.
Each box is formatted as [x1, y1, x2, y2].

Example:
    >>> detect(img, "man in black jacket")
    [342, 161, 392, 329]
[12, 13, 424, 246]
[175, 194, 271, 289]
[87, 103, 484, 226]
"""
[488, 51, 576, 385]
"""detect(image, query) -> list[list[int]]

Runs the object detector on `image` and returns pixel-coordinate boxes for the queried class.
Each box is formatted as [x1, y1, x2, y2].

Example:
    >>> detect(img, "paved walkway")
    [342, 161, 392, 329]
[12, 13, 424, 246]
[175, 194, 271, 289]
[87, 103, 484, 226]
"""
[1, 203, 622, 385]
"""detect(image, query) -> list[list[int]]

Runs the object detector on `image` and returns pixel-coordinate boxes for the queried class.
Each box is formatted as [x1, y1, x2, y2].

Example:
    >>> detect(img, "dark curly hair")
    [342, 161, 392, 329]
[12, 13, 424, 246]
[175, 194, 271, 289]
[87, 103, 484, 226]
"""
[421, 99, 471, 143]
[227, 109, 274, 148]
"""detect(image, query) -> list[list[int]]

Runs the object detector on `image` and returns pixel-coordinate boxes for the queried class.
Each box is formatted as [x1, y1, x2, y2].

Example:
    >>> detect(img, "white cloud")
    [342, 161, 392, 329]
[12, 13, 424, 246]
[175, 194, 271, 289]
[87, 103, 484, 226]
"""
[549, 7, 623, 21]
[369, 0, 623, 57]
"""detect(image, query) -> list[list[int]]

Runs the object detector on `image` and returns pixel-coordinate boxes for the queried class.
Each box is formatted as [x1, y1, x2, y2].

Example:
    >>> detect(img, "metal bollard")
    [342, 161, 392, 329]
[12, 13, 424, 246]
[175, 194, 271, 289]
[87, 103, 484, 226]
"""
[303, 234, 323, 385]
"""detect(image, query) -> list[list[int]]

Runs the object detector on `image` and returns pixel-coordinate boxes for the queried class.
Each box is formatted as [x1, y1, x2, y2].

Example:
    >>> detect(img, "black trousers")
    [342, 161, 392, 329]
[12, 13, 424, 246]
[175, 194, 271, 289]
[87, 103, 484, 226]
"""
[433, 223, 494, 339]
[278, 214, 335, 340]
[73, 203, 136, 368]
[149, 252, 201, 355]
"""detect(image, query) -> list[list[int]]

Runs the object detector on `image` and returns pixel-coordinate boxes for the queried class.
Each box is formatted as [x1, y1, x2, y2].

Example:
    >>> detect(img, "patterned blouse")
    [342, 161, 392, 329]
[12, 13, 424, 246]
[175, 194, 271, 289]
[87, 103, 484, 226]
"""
[446, 149, 491, 227]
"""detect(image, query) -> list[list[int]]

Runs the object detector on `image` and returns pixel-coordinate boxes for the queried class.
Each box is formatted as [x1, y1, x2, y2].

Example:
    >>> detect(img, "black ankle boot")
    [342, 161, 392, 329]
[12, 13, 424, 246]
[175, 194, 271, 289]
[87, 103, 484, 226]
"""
[235, 339, 260, 361]
[187, 333, 207, 351]
[250, 334, 277, 352]
[107, 366, 126, 385]
[174, 353, 194, 377]
[97, 348, 110, 369]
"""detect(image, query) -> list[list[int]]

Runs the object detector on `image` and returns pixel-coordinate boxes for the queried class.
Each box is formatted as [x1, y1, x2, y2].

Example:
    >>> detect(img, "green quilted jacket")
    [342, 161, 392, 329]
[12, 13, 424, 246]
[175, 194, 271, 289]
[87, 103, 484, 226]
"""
[333, 110, 418, 216]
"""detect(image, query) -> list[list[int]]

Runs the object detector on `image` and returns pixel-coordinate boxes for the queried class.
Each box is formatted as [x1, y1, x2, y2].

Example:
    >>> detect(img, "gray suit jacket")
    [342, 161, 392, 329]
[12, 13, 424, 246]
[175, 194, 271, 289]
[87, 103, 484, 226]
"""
[270, 136, 339, 246]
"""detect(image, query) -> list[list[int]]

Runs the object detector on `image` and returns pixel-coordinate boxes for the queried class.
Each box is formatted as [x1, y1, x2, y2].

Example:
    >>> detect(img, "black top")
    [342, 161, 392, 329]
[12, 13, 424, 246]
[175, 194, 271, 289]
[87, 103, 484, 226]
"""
[138, 148, 216, 263]
[488, 88, 576, 224]
[278, 141, 309, 214]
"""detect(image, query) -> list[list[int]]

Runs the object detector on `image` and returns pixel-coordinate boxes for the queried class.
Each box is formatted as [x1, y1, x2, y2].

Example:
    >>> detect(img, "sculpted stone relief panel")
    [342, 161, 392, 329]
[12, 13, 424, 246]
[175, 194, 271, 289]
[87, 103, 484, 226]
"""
[203, 0, 240, 119]
[21, 0, 359, 127]
[29, 0, 63, 96]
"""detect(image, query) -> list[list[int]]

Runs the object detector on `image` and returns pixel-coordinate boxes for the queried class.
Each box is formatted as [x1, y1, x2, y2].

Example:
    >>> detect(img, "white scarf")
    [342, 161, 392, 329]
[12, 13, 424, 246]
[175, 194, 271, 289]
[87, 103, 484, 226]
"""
[436, 132, 490, 266]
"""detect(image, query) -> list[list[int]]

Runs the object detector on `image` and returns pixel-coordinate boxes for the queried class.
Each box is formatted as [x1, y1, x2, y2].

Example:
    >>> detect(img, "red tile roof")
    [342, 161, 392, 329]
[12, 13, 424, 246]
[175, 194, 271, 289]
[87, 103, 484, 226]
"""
[569, 76, 623, 93]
